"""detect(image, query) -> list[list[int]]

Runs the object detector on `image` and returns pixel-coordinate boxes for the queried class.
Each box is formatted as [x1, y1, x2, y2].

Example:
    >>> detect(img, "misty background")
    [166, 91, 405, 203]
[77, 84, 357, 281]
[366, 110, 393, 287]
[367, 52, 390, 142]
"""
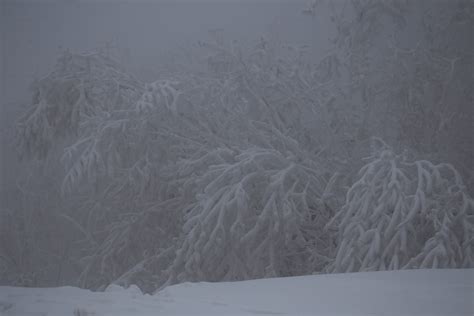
[1, 0, 324, 103]
[1, 0, 321, 195]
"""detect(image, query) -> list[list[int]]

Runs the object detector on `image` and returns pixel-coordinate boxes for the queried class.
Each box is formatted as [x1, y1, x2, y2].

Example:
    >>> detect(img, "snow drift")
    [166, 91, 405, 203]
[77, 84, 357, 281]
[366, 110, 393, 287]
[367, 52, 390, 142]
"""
[1, 269, 472, 315]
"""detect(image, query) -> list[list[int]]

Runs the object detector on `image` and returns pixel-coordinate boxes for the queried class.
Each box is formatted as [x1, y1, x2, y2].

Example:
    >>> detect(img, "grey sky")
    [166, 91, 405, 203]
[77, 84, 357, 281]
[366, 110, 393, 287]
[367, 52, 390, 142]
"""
[1, 0, 329, 105]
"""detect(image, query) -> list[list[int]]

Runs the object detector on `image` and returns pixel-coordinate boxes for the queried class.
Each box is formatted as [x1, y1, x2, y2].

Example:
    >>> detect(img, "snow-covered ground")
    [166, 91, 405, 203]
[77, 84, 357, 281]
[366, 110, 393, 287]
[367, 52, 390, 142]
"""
[0, 269, 472, 316]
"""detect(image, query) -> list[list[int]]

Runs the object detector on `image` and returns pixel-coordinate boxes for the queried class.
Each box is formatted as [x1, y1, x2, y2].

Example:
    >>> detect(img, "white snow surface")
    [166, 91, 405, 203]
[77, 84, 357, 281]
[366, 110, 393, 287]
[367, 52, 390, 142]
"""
[0, 269, 472, 315]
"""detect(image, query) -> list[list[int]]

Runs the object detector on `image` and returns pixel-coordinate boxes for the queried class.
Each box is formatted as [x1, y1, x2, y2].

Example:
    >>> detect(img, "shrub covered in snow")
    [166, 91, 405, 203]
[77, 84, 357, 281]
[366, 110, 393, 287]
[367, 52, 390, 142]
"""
[328, 139, 474, 272]
[165, 146, 332, 285]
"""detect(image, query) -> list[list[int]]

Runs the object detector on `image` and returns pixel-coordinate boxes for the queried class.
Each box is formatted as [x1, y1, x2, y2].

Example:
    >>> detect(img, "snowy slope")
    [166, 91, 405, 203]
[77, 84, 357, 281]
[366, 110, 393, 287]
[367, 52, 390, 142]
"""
[0, 269, 472, 316]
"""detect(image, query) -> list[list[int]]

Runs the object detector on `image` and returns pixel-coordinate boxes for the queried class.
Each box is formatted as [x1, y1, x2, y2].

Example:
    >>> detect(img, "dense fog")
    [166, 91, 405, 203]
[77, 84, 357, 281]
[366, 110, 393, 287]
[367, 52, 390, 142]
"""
[1, 0, 473, 295]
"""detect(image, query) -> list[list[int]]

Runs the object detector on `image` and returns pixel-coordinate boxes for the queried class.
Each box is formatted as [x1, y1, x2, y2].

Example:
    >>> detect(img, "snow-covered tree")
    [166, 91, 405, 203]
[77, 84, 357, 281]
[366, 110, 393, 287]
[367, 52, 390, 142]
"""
[13, 43, 340, 291]
[304, 0, 474, 187]
[328, 139, 474, 272]
[164, 145, 332, 285]
[17, 51, 143, 159]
